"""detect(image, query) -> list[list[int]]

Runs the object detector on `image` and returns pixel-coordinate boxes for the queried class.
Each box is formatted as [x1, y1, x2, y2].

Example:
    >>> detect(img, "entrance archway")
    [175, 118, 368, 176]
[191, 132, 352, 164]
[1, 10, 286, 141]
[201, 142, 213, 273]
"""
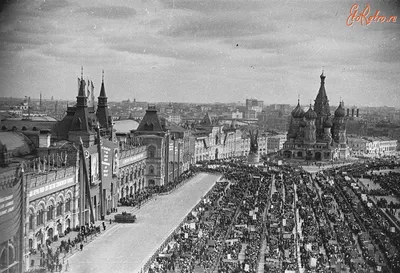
[315, 152, 322, 161]
[297, 151, 303, 158]
[47, 228, 53, 239]
[283, 151, 292, 158]
[57, 222, 62, 235]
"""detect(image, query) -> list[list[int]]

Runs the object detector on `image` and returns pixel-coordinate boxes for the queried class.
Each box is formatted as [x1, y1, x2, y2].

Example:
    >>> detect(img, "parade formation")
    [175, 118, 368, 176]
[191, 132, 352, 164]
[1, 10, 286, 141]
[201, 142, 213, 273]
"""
[142, 156, 400, 273]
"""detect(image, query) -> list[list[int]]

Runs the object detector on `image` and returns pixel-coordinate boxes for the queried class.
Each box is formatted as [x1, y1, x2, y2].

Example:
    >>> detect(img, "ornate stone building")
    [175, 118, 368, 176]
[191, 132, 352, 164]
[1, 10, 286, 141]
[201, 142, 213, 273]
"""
[282, 72, 350, 161]
[192, 113, 271, 162]
[133, 105, 192, 187]
[25, 165, 79, 251]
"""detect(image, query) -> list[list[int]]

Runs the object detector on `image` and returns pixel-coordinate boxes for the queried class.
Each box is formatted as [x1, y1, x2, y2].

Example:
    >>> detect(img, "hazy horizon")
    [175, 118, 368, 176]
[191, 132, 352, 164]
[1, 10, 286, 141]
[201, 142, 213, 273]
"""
[0, 0, 399, 107]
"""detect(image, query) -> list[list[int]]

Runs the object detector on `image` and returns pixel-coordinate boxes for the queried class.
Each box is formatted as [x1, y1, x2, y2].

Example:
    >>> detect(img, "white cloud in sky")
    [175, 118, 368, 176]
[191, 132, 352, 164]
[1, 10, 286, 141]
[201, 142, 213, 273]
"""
[0, 0, 399, 107]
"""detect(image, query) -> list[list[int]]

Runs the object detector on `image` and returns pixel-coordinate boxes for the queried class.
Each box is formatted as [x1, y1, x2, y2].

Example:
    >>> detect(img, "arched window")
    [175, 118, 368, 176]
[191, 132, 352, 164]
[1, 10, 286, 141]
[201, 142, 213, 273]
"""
[149, 165, 154, 175]
[37, 208, 45, 226]
[47, 205, 54, 221]
[56, 201, 63, 216]
[65, 198, 71, 212]
[148, 146, 156, 158]
[29, 213, 34, 230]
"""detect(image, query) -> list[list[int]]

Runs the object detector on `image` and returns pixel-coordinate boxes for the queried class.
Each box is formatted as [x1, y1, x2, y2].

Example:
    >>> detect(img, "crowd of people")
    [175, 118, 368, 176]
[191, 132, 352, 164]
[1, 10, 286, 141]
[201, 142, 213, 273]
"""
[318, 157, 400, 270]
[119, 170, 198, 207]
[28, 155, 400, 273]
[27, 222, 102, 273]
[145, 156, 400, 273]
[146, 161, 273, 273]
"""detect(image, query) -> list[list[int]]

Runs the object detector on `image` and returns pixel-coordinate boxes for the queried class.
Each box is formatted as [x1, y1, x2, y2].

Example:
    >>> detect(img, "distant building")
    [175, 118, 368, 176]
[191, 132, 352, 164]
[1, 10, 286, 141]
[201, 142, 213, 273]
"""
[246, 99, 263, 113]
[133, 105, 191, 187]
[267, 134, 287, 153]
[192, 113, 268, 161]
[348, 136, 397, 156]
[230, 110, 243, 119]
[166, 114, 181, 124]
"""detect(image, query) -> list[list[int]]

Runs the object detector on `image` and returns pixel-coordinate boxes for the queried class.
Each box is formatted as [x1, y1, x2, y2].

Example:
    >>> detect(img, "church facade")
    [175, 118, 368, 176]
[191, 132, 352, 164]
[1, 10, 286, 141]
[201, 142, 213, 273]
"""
[282, 72, 350, 161]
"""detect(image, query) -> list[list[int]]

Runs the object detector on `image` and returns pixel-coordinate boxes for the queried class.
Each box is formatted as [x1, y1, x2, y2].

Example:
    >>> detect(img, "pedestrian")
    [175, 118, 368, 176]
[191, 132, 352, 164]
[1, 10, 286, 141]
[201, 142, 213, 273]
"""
[80, 243, 83, 251]
[102, 221, 106, 231]
[65, 260, 69, 272]
[109, 218, 112, 225]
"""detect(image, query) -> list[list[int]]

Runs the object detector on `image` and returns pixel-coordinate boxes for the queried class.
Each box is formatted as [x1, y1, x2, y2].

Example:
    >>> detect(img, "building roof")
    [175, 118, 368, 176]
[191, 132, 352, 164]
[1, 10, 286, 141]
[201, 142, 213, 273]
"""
[0, 132, 35, 156]
[334, 101, 346, 118]
[305, 105, 317, 120]
[114, 119, 139, 133]
[291, 100, 305, 118]
[314, 71, 331, 117]
[1, 118, 57, 131]
[136, 105, 165, 132]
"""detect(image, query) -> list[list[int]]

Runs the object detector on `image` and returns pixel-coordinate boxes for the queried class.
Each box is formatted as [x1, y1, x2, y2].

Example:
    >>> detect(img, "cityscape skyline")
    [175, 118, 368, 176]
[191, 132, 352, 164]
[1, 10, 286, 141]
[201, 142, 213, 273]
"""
[0, 0, 399, 107]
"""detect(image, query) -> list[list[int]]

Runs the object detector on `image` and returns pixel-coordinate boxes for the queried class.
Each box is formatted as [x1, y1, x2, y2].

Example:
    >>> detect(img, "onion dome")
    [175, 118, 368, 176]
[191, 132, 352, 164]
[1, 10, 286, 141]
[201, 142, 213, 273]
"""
[291, 100, 305, 118]
[304, 105, 317, 120]
[323, 118, 333, 128]
[299, 120, 306, 127]
[334, 101, 346, 117]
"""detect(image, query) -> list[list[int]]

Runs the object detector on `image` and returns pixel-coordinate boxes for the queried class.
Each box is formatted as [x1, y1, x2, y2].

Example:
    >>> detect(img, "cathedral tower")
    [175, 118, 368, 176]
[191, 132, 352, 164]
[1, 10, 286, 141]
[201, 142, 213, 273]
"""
[68, 67, 95, 146]
[314, 71, 331, 139]
[96, 70, 111, 130]
[303, 105, 317, 145]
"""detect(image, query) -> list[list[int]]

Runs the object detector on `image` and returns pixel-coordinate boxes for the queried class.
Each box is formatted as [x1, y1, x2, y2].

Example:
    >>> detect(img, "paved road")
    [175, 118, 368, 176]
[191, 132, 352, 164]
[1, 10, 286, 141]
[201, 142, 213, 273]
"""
[68, 173, 221, 273]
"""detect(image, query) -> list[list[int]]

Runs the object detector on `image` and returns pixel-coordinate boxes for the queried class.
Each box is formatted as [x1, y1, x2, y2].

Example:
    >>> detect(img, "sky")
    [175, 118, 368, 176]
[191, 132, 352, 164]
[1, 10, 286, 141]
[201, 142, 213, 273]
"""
[0, 0, 399, 107]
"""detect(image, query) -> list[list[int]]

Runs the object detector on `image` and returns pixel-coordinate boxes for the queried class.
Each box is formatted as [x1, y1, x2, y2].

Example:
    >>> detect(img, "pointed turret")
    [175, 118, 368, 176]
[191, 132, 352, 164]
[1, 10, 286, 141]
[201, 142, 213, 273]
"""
[99, 70, 106, 98]
[96, 69, 111, 129]
[314, 71, 330, 115]
[73, 67, 89, 131]
[313, 70, 331, 139]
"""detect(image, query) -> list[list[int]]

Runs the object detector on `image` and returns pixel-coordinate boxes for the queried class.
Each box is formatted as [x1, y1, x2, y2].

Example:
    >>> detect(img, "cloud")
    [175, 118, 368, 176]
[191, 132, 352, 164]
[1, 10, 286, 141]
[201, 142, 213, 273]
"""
[160, 13, 276, 38]
[78, 5, 137, 19]
[159, 0, 267, 13]
[104, 34, 226, 62]
[39, 0, 70, 12]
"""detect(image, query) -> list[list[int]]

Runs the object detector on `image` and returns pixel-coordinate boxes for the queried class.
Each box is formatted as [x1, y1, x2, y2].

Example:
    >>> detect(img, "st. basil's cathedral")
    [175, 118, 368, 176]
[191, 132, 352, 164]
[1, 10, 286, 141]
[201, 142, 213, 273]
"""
[282, 72, 350, 161]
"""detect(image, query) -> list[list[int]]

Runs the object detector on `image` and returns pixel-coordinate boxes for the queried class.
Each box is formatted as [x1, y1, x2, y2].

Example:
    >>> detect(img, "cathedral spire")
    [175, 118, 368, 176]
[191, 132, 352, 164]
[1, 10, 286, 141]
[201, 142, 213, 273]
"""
[99, 69, 106, 97]
[96, 69, 110, 129]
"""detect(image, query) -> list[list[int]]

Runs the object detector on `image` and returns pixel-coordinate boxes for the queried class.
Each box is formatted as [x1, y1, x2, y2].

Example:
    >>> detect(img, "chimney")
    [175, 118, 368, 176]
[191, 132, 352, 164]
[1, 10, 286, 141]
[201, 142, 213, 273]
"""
[347, 109, 349, 116]
[351, 109, 354, 117]
[356, 109, 359, 117]
[39, 130, 51, 148]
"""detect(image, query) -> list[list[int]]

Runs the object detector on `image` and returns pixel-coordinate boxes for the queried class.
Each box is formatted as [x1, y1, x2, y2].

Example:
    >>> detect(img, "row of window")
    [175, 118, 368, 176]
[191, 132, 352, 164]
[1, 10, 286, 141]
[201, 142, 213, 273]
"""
[29, 200, 71, 229]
